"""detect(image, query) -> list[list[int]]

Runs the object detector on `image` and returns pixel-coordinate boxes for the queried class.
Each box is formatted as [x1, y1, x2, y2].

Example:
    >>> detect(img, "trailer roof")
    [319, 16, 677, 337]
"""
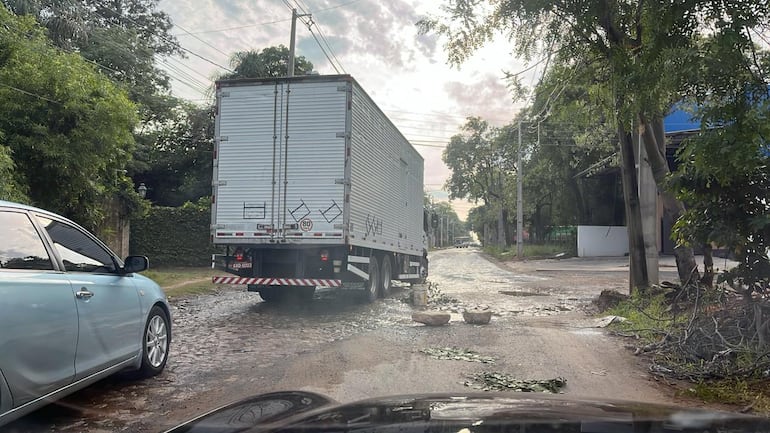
[215, 74, 424, 164]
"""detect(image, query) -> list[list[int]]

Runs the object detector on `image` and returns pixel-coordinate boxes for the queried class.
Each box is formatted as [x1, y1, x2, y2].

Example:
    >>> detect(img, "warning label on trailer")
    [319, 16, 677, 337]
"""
[300, 218, 313, 232]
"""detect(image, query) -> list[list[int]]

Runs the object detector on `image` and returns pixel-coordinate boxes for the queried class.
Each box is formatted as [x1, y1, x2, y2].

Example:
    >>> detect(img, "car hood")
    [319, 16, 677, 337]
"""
[165, 391, 770, 433]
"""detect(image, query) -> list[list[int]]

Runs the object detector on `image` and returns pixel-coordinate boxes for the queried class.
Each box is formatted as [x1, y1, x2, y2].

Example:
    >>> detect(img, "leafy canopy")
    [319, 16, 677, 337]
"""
[0, 5, 139, 228]
[219, 45, 314, 80]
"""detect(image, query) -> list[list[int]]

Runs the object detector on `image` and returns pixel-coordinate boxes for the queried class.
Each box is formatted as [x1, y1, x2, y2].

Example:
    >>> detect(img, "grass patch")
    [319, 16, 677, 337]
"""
[140, 267, 219, 298]
[484, 244, 573, 260]
[686, 379, 770, 414]
[606, 291, 770, 415]
[605, 292, 677, 342]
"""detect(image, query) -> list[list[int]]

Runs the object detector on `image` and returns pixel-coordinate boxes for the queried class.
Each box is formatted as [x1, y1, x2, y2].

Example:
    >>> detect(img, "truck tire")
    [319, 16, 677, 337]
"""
[379, 255, 392, 298]
[364, 256, 380, 303]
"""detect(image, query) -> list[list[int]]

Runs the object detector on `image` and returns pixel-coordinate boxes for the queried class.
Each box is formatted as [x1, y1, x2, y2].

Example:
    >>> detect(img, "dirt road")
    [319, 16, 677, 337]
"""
[3, 249, 681, 433]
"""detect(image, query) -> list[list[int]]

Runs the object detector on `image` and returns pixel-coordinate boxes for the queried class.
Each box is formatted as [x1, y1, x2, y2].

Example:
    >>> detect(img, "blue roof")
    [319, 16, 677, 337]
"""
[664, 106, 700, 133]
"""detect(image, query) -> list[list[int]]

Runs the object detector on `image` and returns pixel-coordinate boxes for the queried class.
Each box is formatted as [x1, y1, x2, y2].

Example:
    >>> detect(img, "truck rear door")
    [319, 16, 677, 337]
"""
[213, 79, 348, 244]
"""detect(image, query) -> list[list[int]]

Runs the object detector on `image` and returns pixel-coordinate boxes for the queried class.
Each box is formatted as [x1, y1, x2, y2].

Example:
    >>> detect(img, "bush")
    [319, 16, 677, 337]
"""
[130, 198, 218, 267]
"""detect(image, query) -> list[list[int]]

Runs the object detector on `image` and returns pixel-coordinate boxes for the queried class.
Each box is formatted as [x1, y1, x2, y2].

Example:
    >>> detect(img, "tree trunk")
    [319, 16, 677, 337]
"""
[618, 124, 648, 292]
[701, 244, 714, 288]
[639, 114, 700, 285]
[503, 208, 513, 245]
[497, 205, 507, 248]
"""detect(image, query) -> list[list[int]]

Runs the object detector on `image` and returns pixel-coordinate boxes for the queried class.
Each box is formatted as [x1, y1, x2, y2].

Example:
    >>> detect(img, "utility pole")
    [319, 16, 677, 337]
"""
[288, 9, 298, 77]
[439, 213, 444, 248]
[287, 9, 310, 77]
[636, 131, 660, 284]
[516, 121, 523, 258]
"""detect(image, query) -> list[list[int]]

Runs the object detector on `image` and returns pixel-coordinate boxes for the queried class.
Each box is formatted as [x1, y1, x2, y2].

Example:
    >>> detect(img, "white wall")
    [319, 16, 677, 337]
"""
[577, 226, 629, 257]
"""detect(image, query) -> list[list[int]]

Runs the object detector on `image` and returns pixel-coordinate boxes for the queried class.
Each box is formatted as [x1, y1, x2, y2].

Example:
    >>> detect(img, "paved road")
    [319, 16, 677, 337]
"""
[3, 249, 680, 433]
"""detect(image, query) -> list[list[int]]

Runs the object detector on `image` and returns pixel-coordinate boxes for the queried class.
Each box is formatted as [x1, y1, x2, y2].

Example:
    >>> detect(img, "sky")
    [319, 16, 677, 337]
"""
[158, 0, 538, 220]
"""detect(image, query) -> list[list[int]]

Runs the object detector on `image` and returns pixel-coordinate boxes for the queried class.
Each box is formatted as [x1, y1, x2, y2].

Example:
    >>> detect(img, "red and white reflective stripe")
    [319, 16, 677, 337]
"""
[212, 276, 342, 287]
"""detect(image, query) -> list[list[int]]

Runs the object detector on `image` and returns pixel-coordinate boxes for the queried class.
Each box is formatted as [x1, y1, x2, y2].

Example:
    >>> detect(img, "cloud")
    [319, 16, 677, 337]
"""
[444, 74, 514, 125]
[415, 33, 438, 59]
[158, 0, 520, 220]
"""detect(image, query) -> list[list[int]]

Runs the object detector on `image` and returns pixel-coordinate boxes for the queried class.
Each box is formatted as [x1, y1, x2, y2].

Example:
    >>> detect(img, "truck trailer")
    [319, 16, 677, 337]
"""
[210, 75, 429, 302]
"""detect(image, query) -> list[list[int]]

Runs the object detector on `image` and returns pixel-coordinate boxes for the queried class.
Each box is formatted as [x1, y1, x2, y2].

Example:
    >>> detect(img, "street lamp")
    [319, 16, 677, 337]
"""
[137, 182, 147, 199]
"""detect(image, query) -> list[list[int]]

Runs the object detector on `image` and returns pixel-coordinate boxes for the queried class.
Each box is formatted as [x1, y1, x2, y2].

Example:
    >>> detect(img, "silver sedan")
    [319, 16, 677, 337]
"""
[0, 200, 171, 426]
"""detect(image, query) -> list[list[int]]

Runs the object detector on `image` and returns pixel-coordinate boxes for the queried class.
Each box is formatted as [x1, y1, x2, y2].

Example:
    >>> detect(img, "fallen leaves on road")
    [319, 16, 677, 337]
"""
[419, 347, 496, 364]
[465, 372, 567, 393]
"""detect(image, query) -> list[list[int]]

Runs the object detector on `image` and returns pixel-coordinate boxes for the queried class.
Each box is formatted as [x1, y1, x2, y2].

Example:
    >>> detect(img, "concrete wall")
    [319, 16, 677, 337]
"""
[577, 226, 629, 257]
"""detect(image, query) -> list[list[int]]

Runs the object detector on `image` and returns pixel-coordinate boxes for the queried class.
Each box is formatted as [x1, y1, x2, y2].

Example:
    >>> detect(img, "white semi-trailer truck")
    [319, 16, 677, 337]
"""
[210, 75, 429, 302]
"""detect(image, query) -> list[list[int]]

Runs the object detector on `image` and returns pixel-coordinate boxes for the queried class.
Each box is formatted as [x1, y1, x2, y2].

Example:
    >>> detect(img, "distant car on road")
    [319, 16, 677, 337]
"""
[0, 200, 171, 427]
[454, 237, 471, 248]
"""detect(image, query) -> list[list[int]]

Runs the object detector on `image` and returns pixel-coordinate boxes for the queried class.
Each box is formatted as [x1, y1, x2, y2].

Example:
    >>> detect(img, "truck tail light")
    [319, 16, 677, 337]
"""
[234, 247, 245, 262]
[320, 249, 329, 262]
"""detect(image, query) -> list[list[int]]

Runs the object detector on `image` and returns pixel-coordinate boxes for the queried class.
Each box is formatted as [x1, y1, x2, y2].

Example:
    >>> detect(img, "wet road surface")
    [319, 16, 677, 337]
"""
[3, 249, 679, 432]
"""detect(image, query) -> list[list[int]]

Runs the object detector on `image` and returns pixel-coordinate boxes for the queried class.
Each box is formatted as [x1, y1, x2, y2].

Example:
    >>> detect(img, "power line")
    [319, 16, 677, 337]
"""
[160, 59, 211, 95]
[159, 54, 214, 83]
[167, 75, 209, 97]
[309, 17, 347, 73]
[0, 83, 60, 104]
[292, 0, 346, 73]
[94, 6, 234, 73]
[173, 22, 231, 59]
[172, 1, 364, 36]
[174, 19, 289, 36]
[82, 57, 122, 75]
[311, 0, 364, 14]
[284, 0, 346, 74]
[384, 107, 513, 123]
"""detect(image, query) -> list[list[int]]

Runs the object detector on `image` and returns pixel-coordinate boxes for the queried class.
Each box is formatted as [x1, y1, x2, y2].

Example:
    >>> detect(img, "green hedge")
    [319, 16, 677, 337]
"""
[130, 200, 218, 267]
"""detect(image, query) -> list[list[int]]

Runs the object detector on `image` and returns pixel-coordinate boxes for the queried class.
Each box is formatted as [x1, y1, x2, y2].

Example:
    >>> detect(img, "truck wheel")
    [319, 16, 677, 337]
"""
[364, 256, 380, 303]
[379, 255, 392, 298]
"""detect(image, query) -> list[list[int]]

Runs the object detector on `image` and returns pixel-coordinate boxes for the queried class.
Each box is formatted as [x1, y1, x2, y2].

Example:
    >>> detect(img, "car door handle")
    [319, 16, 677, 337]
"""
[75, 289, 94, 299]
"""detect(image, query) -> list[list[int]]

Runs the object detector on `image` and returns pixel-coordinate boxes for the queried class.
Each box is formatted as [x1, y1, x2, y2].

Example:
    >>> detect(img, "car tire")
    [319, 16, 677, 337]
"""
[138, 305, 170, 378]
[379, 255, 392, 298]
[364, 255, 380, 303]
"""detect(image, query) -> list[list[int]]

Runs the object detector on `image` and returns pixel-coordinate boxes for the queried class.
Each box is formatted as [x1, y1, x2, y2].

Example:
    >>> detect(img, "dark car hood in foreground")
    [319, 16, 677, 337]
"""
[166, 391, 770, 433]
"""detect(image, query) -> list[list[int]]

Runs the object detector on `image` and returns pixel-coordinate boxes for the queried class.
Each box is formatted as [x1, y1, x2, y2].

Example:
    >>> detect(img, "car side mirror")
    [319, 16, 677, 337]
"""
[123, 255, 149, 274]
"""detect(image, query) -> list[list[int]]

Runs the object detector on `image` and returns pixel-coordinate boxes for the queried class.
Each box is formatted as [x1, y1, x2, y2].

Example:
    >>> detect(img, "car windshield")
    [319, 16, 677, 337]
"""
[1, 1, 769, 432]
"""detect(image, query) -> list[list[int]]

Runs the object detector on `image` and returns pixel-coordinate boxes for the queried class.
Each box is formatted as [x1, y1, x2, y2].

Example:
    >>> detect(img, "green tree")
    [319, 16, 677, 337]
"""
[467, 205, 497, 246]
[443, 117, 514, 247]
[419, 0, 770, 290]
[522, 62, 620, 239]
[0, 140, 27, 202]
[672, 34, 770, 297]
[133, 103, 215, 206]
[428, 200, 467, 247]
[0, 5, 139, 228]
[219, 45, 314, 79]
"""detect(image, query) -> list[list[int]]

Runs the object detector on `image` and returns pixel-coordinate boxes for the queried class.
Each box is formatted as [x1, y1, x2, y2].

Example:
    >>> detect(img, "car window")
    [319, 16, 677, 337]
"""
[35, 216, 117, 273]
[0, 211, 54, 270]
